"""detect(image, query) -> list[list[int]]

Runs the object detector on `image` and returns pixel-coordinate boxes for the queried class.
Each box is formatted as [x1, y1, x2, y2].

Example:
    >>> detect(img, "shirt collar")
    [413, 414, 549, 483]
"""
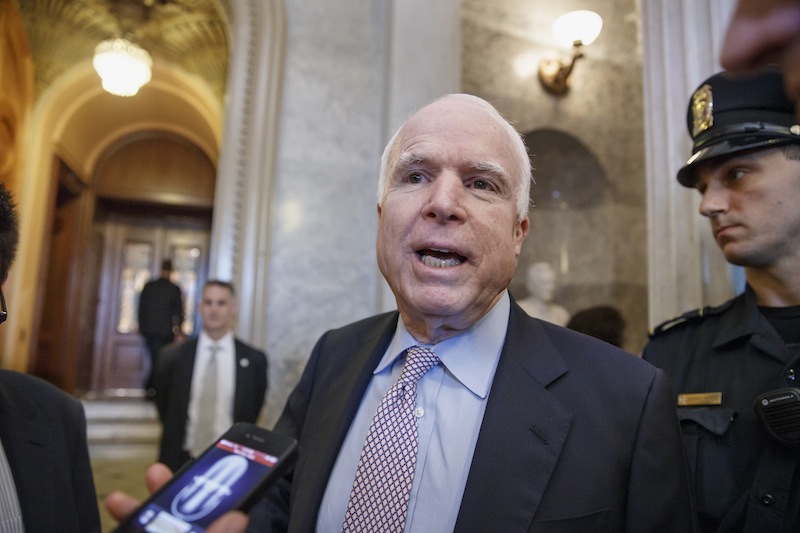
[198, 330, 234, 352]
[377, 291, 511, 398]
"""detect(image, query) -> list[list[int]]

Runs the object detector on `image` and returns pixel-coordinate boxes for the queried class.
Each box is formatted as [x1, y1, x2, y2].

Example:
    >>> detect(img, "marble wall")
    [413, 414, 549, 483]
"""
[462, 0, 649, 353]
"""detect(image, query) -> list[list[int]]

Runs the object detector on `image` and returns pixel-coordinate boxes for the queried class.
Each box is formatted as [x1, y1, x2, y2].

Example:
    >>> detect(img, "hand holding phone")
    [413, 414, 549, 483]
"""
[111, 423, 297, 533]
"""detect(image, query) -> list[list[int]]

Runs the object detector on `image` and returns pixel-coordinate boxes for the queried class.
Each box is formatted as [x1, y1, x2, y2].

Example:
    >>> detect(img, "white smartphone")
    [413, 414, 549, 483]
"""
[112, 422, 297, 532]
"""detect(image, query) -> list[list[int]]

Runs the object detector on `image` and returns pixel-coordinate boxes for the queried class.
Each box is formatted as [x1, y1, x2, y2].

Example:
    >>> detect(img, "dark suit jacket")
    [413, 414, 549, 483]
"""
[251, 300, 697, 532]
[154, 337, 268, 471]
[138, 276, 183, 339]
[0, 370, 100, 532]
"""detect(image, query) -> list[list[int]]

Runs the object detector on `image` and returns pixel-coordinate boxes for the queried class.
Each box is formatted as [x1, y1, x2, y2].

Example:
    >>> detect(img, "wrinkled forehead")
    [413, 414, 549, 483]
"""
[397, 97, 518, 171]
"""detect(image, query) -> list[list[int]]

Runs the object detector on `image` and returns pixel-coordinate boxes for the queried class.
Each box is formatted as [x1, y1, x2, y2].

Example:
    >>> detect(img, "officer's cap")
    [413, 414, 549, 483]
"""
[677, 68, 800, 187]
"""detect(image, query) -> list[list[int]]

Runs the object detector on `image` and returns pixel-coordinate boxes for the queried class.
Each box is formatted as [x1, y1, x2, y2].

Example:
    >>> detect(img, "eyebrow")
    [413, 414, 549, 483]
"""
[397, 152, 507, 177]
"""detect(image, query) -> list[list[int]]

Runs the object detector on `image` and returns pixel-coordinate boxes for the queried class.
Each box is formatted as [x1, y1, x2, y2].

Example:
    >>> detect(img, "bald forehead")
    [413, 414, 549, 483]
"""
[407, 94, 501, 130]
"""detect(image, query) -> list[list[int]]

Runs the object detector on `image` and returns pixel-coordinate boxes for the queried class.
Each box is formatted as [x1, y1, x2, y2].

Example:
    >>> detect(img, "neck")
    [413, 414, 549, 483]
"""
[204, 328, 229, 342]
[402, 317, 470, 345]
[746, 266, 800, 307]
[399, 293, 503, 345]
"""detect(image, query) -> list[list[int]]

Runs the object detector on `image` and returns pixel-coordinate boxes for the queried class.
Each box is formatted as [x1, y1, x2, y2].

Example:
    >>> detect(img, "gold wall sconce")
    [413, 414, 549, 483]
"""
[538, 10, 603, 96]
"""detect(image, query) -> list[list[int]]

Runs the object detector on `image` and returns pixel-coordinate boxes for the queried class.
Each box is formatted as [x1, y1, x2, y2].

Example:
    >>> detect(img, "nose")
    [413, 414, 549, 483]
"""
[423, 173, 466, 222]
[698, 181, 728, 218]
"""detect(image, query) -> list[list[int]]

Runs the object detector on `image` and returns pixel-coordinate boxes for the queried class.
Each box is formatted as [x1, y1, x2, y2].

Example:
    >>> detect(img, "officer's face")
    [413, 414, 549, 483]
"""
[695, 146, 800, 269]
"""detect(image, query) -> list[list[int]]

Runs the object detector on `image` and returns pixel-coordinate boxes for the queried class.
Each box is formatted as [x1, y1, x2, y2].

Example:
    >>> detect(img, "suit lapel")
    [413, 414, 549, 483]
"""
[232, 340, 247, 418]
[174, 340, 198, 423]
[0, 382, 56, 531]
[455, 303, 573, 532]
[290, 313, 398, 532]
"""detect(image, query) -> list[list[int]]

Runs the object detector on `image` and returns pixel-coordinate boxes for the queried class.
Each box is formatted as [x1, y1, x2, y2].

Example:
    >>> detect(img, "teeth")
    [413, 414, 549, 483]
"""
[430, 248, 451, 253]
[421, 255, 462, 268]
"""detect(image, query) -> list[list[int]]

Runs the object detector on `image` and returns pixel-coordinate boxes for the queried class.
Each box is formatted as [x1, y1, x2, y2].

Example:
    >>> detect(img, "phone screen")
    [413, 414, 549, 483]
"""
[115, 424, 295, 533]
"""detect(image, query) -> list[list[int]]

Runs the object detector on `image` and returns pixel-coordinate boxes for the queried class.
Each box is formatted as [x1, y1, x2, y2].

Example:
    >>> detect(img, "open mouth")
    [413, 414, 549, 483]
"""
[417, 248, 467, 268]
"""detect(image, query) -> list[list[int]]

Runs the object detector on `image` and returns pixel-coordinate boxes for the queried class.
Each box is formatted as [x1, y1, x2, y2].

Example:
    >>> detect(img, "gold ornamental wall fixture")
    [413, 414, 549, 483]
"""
[538, 10, 603, 96]
[93, 37, 152, 97]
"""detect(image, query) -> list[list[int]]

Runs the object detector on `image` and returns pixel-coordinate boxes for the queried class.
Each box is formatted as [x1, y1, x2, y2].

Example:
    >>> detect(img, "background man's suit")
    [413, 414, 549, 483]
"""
[154, 337, 267, 472]
[138, 275, 183, 393]
[0, 370, 100, 532]
[251, 301, 696, 532]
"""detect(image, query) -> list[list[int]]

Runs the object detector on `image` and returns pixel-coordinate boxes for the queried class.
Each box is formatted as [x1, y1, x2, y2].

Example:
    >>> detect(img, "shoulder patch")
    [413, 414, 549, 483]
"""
[648, 300, 734, 338]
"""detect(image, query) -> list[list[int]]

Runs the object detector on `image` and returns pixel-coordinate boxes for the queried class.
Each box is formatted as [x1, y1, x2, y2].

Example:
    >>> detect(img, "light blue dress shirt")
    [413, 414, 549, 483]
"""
[316, 291, 510, 533]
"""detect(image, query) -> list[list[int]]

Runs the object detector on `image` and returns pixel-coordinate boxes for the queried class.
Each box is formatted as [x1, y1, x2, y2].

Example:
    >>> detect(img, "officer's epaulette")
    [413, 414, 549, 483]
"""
[648, 300, 734, 338]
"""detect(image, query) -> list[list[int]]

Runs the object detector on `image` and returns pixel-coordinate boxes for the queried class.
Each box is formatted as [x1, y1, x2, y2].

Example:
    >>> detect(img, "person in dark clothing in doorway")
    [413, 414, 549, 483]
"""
[138, 259, 184, 398]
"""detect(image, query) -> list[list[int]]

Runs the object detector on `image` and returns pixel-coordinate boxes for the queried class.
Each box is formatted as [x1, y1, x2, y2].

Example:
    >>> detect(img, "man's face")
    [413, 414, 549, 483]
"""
[721, 0, 800, 118]
[376, 98, 529, 335]
[199, 285, 236, 338]
[695, 146, 800, 269]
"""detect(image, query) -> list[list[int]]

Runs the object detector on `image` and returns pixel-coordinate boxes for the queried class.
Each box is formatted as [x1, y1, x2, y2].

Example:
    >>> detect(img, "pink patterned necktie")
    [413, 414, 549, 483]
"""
[341, 346, 441, 533]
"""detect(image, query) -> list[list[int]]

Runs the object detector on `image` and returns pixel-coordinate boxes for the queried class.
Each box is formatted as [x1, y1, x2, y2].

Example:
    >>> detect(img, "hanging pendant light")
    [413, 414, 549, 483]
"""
[92, 37, 153, 97]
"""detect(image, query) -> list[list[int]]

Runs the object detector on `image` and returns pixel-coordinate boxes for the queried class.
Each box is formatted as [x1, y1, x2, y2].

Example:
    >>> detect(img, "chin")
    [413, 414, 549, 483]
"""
[405, 290, 469, 317]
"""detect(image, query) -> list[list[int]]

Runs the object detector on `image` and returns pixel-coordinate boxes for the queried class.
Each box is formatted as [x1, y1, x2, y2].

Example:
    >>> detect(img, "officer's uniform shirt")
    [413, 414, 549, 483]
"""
[643, 285, 800, 532]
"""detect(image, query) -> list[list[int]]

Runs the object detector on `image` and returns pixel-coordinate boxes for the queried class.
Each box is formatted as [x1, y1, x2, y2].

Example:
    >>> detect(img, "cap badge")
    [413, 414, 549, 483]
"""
[691, 83, 714, 138]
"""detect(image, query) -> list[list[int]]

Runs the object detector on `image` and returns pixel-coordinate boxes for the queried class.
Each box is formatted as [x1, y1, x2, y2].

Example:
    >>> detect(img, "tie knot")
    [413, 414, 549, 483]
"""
[401, 346, 440, 384]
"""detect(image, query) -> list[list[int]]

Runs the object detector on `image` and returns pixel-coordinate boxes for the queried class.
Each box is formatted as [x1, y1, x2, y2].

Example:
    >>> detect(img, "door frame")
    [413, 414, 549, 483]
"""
[91, 206, 211, 397]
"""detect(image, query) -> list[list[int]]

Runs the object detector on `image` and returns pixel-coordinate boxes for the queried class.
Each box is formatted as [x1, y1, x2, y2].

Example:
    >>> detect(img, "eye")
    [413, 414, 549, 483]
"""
[469, 178, 499, 192]
[721, 166, 748, 187]
[729, 168, 746, 180]
[406, 172, 424, 184]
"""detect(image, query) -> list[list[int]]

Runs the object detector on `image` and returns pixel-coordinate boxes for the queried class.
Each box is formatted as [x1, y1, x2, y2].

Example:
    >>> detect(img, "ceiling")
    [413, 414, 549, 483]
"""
[16, 0, 230, 102]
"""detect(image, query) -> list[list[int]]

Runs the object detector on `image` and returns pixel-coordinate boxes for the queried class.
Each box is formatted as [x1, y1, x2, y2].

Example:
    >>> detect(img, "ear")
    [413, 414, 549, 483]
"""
[514, 216, 530, 255]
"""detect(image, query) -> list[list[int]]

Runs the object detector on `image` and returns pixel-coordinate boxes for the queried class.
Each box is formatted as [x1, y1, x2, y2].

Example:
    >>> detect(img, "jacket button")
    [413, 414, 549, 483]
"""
[761, 493, 776, 506]
[786, 368, 796, 382]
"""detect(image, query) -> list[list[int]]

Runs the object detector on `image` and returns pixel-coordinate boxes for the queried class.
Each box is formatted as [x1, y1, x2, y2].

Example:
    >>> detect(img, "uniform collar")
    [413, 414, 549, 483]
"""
[712, 285, 787, 361]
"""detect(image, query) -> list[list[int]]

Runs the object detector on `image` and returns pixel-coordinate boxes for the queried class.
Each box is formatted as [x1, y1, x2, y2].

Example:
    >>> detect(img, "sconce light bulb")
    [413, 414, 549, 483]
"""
[552, 10, 603, 49]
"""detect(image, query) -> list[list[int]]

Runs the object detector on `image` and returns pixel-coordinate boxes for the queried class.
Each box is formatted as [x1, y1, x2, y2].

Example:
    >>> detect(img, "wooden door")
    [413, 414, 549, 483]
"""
[92, 215, 210, 397]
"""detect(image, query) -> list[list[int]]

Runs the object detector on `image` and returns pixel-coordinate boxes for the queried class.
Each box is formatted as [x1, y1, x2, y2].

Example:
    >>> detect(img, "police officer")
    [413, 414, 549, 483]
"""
[643, 67, 800, 532]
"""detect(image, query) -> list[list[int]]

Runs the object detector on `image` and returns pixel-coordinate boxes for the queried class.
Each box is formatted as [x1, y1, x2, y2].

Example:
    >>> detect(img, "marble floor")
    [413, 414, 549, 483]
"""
[85, 399, 160, 532]
[91, 444, 156, 532]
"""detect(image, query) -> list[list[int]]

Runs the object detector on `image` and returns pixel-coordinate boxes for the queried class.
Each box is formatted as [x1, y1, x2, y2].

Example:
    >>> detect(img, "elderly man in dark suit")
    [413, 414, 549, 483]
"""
[0, 183, 100, 532]
[110, 94, 697, 532]
[154, 280, 268, 472]
[249, 94, 697, 532]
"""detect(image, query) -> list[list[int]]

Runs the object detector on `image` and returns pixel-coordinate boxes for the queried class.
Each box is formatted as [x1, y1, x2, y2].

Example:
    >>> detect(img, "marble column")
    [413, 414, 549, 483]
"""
[641, 0, 739, 328]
